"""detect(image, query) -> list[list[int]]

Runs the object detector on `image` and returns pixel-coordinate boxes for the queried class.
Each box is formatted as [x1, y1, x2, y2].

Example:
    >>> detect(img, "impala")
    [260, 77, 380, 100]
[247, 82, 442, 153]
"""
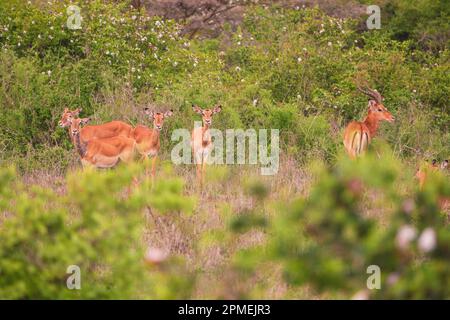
[70, 117, 137, 169]
[191, 104, 222, 186]
[415, 159, 440, 189]
[415, 159, 449, 213]
[132, 108, 173, 177]
[59, 108, 133, 143]
[343, 86, 395, 158]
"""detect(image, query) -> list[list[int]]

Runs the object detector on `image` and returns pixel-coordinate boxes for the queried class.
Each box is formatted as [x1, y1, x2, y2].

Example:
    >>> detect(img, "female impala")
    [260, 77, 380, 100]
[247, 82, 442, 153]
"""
[191, 104, 222, 186]
[70, 117, 136, 169]
[343, 86, 395, 158]
[132, 108, 173, 177]
[59, 108, 133, 143]
[415, 159, 449, 213]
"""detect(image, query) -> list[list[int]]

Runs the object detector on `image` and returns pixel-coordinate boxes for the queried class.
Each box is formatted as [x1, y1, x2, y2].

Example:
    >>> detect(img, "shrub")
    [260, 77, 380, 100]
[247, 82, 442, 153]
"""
[0, 164, 196, 299]
[233, 151, 450, 299]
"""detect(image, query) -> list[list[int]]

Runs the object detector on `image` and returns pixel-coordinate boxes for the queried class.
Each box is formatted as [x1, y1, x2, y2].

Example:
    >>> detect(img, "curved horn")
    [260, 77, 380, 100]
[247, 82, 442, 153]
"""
[357, 85, 383, 103]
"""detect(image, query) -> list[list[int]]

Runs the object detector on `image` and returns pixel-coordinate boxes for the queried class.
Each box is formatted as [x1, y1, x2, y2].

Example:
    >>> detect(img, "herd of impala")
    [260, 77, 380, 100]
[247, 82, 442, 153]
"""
[58, 85, 448, 199]
[59, 103, 222, 186]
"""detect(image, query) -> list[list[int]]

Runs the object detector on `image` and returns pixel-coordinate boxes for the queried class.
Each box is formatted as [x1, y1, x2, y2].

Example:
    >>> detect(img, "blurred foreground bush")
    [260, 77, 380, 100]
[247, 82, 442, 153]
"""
[234, 150, 450, 299]
[0, 164, 195, 299]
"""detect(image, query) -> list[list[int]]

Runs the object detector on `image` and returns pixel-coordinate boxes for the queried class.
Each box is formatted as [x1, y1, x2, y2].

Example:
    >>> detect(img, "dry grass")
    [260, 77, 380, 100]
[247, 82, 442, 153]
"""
[14, 150, 402, 299]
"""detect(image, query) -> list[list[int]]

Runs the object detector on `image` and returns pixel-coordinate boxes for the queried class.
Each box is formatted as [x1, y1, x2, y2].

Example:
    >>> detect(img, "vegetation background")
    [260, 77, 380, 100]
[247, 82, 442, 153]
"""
[0, 0, 448, 299]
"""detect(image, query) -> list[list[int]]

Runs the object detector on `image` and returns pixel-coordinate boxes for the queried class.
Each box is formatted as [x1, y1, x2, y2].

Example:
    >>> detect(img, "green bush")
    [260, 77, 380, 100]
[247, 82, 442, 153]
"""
[0, 164, 196, 299]
[233, 150, 450, 299]
[1, 1, 448, 167]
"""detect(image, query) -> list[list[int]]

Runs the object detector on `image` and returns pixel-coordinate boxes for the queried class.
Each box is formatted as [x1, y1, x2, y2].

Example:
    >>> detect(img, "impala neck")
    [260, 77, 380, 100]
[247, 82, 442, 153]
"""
[202, 122, 211, 132]
[73, 131, 87, 158]
[363, 112, 380, 137]
[153, 128, 161, 138]
[67, 127, 75, 144]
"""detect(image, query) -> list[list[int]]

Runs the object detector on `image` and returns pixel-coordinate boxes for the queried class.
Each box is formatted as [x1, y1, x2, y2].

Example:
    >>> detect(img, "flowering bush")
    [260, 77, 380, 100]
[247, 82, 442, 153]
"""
[0, 164, 195, 299]
[233, 149, 450, 299]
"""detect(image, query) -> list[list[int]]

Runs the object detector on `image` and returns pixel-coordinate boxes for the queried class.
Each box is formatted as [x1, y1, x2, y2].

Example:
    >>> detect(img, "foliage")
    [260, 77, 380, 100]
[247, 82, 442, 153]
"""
[0, 164, 195, 299]
[0, 1, 448, 168]
[233, 150, 450, 299]
[0, 0, 448, 300]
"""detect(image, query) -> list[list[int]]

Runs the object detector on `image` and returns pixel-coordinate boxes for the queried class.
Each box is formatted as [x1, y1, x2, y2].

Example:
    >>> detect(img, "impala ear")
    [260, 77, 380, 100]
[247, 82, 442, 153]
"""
[441, 160, 449, 170]
[73, 108, 81, 116]
[368, 100, 377, 110]
[144, 107, 154, 117]
[192, 104, 203, 114]
[80, 117, 90, 126]
[164, 109, 174, 117]
[212, 105, 222, 114]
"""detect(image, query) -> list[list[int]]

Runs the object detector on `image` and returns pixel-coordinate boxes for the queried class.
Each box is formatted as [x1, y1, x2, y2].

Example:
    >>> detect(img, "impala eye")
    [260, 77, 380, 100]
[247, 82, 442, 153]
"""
[378, 108, 382, 112]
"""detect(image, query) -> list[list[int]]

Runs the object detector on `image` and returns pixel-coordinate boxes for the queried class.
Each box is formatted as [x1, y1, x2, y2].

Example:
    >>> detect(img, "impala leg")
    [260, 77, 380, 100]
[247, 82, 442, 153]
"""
[151, 156, 157, 185]
[194, 151, 202, 189]
[201, 153, 208, 188]
[143, 155, 151, 177]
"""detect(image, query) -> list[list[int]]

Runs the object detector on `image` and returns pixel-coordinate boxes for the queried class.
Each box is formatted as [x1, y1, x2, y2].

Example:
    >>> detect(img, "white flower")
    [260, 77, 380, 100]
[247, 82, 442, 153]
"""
[47, 70, 52, 76]
[131, 67, 136, 72]
[352, 290, 369, 300]
[387, 273, 400, 286]
[144, 246, 168, 265]
[131, 15, 137, 20]
[252, 99, 258, 106]
[418, 227, 436, 253]
[412, 89, 417, 93]
[395, 225, 417, 250]
[297, 57, 302, 63]
[328, 41, 332, 47]
[235, 66, 241, 72]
